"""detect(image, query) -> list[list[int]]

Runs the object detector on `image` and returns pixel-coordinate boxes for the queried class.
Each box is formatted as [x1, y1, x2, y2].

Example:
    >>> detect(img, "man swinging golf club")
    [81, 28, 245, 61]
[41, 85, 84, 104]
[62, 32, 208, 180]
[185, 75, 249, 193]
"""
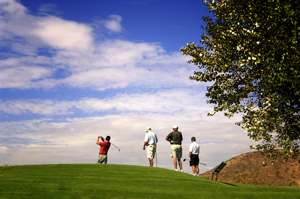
[142, 127, 158, 167]
[96, 135, 111, 164]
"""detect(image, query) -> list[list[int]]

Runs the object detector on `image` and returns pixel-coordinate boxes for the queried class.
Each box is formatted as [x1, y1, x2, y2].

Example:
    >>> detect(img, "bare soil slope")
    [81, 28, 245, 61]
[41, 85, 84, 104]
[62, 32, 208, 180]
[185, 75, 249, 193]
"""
[199, 151, 300, 186]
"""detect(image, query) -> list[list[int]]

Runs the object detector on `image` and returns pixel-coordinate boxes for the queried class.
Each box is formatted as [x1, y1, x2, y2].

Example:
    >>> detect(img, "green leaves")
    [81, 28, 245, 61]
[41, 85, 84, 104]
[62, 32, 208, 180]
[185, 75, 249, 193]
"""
[181, 0, 300, 163]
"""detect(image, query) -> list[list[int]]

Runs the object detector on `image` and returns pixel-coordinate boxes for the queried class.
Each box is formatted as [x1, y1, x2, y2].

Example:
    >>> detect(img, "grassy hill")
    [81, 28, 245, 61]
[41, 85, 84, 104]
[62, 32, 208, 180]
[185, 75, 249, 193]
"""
[0, 164, 300, 199]
[199, 151, 300, 186]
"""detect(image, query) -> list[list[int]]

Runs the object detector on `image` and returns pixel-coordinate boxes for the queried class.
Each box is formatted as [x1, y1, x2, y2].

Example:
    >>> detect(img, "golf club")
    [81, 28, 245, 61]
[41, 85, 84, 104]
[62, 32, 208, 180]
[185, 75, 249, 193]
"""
[183, 158, 207, 166]
[156, 145, 158, 167]
[111, 143, 120, 151]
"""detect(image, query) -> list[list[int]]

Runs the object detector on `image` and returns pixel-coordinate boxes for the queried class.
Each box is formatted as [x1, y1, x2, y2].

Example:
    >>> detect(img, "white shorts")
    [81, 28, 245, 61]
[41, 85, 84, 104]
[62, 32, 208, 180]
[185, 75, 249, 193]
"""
[147, 145, 156, 159]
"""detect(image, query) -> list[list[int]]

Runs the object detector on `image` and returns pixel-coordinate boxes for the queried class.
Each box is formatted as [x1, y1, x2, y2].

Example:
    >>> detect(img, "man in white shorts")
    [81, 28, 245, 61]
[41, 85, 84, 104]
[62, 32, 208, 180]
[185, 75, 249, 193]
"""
[142, 127, 158, 167]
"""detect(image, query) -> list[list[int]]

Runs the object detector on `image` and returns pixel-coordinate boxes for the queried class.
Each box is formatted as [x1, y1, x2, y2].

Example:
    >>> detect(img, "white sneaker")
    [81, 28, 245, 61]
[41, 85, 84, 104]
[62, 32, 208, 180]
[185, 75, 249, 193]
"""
[181, 170, 184, 172]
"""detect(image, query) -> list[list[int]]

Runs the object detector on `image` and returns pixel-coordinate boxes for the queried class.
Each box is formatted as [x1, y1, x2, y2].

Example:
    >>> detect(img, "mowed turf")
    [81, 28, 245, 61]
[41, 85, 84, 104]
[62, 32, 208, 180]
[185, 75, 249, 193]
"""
[0, 164, 299, 199]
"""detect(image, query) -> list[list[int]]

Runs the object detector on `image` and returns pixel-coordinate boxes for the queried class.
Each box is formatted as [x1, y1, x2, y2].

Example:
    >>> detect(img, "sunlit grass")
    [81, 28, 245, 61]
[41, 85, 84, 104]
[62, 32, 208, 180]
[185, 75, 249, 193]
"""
[0, 164, 299, 198]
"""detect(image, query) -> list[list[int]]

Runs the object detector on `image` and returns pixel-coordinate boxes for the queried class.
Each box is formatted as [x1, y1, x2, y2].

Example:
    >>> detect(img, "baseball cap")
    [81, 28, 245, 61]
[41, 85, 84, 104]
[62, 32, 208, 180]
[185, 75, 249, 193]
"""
[172, 125, 178, 129]
[145, 127, 151, 131]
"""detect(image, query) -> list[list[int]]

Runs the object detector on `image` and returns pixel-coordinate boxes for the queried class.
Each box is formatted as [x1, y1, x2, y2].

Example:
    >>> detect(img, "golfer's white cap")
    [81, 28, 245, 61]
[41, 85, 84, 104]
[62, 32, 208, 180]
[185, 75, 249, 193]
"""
[145, 127, 151, 131]
[172, 125, 178, 129]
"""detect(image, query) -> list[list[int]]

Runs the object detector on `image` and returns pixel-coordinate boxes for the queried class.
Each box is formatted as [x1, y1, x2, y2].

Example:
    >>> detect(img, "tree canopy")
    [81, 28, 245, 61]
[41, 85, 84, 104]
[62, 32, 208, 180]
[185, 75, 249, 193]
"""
[181, 0, 300, 163]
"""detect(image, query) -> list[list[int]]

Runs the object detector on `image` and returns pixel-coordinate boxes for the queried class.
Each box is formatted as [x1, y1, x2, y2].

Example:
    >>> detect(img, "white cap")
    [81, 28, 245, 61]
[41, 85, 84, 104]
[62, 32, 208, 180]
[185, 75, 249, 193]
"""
[172, 125, 178, 129]
[145, 127, 151, 131]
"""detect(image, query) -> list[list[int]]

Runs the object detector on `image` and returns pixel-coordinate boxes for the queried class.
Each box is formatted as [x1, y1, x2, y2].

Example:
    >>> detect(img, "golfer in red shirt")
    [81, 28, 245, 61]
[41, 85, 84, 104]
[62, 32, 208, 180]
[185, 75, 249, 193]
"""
[96, 135, 111, 164]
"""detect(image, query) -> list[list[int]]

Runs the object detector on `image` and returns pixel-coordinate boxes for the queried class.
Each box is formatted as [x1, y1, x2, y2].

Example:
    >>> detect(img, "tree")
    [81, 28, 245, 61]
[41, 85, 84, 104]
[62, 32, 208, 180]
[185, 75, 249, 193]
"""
[181, 0, 300, 163]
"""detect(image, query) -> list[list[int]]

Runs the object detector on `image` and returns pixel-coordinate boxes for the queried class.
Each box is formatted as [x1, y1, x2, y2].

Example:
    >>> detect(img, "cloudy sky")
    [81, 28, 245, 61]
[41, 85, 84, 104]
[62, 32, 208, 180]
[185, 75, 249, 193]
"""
[0, 0, 255, 174]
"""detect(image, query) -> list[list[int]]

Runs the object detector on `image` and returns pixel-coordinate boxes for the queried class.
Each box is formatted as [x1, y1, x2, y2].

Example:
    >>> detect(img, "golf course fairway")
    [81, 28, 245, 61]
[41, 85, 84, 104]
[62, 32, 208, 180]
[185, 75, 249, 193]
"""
[1, 164, 299, 198]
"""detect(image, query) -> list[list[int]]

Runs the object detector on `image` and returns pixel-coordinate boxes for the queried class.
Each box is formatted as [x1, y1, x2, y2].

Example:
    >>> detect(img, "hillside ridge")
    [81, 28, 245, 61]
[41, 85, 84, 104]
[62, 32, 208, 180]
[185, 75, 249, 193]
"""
[199, 151, 300, 186]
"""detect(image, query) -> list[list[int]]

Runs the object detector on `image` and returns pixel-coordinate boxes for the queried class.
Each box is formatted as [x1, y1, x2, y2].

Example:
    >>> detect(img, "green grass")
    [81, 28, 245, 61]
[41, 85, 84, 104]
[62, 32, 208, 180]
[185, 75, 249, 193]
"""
[0, 164, 299, 199]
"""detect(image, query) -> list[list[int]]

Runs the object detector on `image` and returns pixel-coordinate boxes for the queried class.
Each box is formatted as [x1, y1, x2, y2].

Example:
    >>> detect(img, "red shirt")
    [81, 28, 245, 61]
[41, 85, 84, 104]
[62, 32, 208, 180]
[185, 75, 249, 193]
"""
[99, 141, 111, 155]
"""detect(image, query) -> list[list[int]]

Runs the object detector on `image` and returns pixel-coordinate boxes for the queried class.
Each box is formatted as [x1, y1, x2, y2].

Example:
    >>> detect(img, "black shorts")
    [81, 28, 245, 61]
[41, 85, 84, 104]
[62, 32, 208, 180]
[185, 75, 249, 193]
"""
[190, 154, 199, 166]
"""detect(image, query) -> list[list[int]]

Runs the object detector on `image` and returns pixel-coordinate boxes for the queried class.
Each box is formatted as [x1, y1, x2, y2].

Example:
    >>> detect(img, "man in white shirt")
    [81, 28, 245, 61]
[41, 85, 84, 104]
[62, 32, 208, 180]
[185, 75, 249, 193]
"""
[189, 137, 200, 176]
[143, 127, 158, 167]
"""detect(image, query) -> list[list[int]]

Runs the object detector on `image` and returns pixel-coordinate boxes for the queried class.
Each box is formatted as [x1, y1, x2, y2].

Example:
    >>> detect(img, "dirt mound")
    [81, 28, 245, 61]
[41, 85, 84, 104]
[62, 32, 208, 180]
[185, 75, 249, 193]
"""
[199, 151, 300, 186]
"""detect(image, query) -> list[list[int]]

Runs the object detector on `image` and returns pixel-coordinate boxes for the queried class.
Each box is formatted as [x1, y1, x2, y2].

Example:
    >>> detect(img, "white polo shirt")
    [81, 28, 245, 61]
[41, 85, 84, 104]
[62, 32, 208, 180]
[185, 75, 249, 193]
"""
[189, 142, 200, 155]
[144, 131, 158, 146]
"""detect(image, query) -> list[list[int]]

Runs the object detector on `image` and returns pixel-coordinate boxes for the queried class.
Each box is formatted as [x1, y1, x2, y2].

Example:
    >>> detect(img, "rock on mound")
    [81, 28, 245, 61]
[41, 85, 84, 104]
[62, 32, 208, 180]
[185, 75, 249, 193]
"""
[199, 151, 300, 186]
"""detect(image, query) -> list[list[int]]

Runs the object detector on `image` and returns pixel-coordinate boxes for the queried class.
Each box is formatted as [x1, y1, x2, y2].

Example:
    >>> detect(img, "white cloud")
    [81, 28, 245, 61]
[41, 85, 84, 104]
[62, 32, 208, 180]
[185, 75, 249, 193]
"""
[0, 89, 209, 115]
[0, 99, 74, 115]
[0, 65, 54, 89]
[31, 16, 94, 52]
[0, 0, 94, 55]
[0, 38, 194, 90]
[104, 15, 122, 32]
[0, 146, 9, 154]
[37, 4, 59, 16]
[0, 0, 27, 16]
[94, 39, 165, 68]
[10, 42, 38, 55]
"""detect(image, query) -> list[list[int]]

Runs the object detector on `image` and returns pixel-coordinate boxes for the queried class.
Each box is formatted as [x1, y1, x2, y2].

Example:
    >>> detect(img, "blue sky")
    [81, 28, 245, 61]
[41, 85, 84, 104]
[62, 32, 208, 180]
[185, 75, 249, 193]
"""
[0, 0, 255, 173]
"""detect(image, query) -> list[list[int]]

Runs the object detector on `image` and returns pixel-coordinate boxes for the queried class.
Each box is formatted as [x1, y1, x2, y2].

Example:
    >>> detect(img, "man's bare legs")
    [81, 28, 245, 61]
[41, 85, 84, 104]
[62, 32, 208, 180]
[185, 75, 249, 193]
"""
[173, 157, 183, 171]
[149, 158, 154, 167]
[178, 158, 183, 171]
[173, 156, 177, 170]
[192, 165, 199, 176]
